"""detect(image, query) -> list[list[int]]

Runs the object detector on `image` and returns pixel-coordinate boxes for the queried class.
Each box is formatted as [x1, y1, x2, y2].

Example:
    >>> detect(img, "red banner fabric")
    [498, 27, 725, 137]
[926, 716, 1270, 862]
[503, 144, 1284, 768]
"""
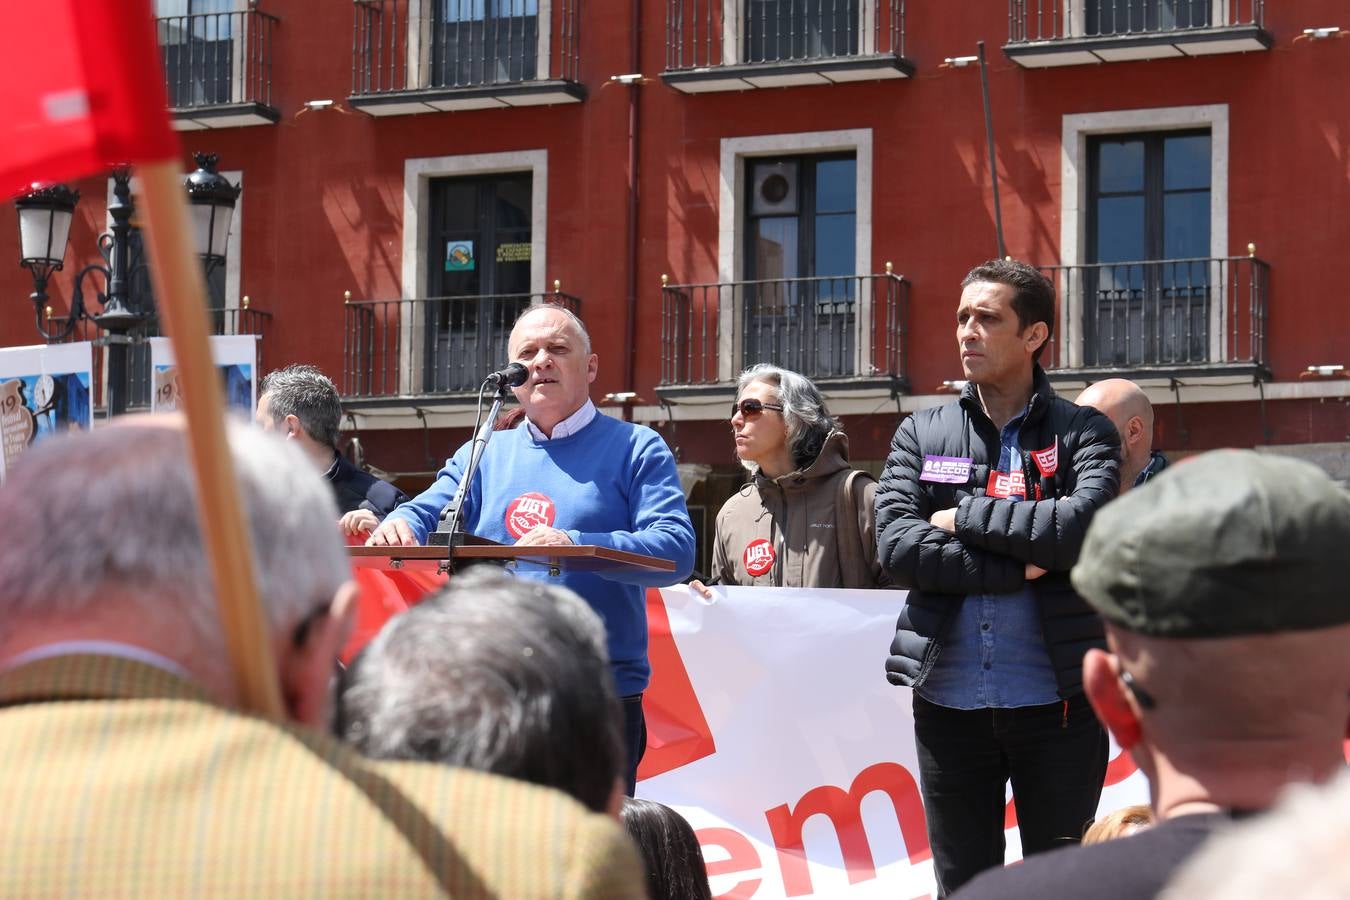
[0, 0, 179, 197]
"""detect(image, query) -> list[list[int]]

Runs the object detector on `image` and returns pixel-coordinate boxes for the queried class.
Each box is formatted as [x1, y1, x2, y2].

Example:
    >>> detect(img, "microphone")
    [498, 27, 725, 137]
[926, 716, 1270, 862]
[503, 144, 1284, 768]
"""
[483, 362, 529, 389]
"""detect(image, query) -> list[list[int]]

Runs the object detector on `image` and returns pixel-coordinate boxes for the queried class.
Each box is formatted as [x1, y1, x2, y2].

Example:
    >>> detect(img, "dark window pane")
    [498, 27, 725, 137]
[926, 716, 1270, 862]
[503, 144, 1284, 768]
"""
[815, 158, 856, 214]
[1163, 134, 1211, 191]
[1085, 0, 1211, 34]
[1096, 140, 1145, 194]
[440, 181, 478, 231]
[496, 178, 531, 229]
[1163, 191, 1210, 259]
[813, 213, 855, 278]
[744, 0, 860, 62]
[754, 217, 798, 281]
[1095, 196, 1146, 263]
[433, 0, 537, 85]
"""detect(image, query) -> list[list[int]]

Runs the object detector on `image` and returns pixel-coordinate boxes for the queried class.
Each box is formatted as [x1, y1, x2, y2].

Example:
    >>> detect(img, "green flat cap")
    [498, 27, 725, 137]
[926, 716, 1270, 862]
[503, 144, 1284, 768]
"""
[1071, 449, 1350, 638]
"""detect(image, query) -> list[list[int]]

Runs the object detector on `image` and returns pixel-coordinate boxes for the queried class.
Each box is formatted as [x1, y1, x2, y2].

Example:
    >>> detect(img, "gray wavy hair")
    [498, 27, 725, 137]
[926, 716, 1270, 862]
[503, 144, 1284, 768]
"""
[737, 363, 838, 471]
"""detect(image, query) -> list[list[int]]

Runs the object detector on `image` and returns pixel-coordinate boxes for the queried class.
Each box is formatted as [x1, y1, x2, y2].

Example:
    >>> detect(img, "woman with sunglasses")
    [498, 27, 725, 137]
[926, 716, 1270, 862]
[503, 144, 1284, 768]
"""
[692, 364, 886, 593]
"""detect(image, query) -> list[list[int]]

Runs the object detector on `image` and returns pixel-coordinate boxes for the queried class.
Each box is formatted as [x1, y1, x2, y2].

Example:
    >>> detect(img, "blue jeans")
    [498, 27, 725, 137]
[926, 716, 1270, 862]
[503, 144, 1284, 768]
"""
[913, 693, 1108, 897]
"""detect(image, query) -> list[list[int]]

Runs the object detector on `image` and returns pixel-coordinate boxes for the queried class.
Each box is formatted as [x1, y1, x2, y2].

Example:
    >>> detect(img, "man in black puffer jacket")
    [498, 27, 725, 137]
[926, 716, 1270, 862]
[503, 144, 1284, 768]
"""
[876, 259, 1120, 897]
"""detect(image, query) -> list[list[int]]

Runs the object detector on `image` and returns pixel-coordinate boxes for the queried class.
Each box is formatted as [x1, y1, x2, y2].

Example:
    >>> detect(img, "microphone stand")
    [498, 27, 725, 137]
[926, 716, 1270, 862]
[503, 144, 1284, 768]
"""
[429, 376, 515, 572]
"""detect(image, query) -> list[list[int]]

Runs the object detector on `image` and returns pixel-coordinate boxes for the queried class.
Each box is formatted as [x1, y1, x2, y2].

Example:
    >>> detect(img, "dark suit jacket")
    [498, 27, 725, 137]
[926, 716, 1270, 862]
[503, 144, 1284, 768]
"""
[326, 452, 409, 517]
[0, 655, 644, 898]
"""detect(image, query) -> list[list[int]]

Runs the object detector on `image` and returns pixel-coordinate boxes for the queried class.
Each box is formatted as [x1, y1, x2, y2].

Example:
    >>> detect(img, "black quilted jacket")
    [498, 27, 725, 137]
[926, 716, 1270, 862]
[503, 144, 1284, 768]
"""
[875, 367, 1121, 698]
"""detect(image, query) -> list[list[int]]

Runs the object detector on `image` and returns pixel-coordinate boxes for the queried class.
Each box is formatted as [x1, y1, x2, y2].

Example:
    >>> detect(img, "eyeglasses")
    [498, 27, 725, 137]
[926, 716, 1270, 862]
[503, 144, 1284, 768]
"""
[731, 398, 784, 419]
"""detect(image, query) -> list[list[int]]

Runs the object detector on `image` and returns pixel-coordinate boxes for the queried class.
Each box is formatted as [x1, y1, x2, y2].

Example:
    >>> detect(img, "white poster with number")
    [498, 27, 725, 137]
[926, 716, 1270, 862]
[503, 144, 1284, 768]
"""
[0, 342, 93, 481]
[637, 585, 1149, 900]
[147, 334, 257, 416]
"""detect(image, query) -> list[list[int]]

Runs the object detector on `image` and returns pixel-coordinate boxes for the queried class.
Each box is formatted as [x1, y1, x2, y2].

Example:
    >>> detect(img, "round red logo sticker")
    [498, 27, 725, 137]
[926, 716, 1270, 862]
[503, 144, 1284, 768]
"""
[505, 492, 557, 539]
[743, 538, 776, 577]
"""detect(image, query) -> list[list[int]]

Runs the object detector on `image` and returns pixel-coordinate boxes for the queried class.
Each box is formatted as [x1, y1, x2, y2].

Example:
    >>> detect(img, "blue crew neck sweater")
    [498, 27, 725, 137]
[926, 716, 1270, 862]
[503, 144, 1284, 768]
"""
[385, 413, 695, 695]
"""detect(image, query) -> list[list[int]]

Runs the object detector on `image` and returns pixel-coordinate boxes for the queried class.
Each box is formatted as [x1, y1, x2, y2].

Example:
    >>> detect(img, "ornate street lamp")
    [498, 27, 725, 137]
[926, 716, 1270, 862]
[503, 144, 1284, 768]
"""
[15, 183, 80, 331]
[183, 152, 241, 274]
[12, 154, 239, 415]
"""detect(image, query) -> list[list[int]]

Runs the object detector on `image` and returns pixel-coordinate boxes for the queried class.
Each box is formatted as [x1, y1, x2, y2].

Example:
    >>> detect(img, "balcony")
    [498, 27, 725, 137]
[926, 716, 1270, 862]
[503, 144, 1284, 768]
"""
[1041, 255, 1269, 380]
[157, 7, 281, 129]
[662, 0, 912, 94]
[49, 303, 272, 413]
[342, 291, 580, 403]
[349, 0, 584, 116]
[658, 270, 908, 392]
[1005, 0, 1271, 67]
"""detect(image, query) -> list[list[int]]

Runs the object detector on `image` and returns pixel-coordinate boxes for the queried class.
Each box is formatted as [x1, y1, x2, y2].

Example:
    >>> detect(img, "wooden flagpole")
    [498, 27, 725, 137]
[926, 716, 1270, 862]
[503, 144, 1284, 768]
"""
[133, 159, 284, 718]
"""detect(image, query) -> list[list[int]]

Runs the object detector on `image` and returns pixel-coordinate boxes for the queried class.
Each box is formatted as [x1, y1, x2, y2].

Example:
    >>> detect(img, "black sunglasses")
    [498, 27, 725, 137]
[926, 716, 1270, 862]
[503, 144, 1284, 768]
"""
[731, 398, 784, 418]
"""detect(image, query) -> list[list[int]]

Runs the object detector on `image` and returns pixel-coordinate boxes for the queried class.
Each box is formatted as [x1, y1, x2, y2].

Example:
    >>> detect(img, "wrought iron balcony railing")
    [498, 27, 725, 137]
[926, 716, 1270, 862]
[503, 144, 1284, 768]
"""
[1040, 255, 1269, 376]
[659, 270, 907, 388]
[342, 292, 580, 401]
[663, 0, 911, 92]
[1006, 0, 1270, 66]
[350, 0, 584, 115]
[157, 8, 280, 128]
[48, 304, 272, 413]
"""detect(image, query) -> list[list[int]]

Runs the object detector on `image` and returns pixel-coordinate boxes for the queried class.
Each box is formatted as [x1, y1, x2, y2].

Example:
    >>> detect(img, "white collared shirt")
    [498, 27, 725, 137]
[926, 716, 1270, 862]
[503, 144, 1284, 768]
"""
[526, 399, 598, 441]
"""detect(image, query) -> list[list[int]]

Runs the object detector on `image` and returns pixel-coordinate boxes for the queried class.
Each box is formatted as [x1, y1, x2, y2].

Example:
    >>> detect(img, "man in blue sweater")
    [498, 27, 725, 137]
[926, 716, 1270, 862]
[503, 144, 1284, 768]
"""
[368, 305, 695, 793]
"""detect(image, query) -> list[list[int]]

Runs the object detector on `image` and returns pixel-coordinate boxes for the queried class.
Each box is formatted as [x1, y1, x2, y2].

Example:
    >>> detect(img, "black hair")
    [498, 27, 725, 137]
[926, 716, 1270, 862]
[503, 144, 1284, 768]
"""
[621, 799, 713, 900]
[961, 258, 1056, 362]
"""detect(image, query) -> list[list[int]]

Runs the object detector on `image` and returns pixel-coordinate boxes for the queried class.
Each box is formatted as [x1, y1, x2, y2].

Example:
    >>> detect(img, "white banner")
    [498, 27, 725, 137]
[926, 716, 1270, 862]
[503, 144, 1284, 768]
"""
[148, 334, 257, 415]
[638, 585, 1149, 899]
[0, 342, 93, 480]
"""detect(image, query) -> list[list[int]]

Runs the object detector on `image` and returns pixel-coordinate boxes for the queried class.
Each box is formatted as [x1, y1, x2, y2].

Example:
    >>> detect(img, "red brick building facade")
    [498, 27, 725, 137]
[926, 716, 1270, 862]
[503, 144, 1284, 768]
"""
[3, 0, 1348, 568]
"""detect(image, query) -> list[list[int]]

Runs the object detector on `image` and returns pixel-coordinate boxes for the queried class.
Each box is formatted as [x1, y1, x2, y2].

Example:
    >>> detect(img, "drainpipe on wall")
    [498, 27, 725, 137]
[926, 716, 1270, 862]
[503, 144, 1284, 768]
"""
[621, 0, 642, 422]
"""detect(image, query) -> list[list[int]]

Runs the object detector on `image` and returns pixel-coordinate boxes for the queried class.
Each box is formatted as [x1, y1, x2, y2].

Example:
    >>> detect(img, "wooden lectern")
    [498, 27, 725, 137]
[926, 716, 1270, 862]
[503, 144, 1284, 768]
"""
[349, 544, 677, 577]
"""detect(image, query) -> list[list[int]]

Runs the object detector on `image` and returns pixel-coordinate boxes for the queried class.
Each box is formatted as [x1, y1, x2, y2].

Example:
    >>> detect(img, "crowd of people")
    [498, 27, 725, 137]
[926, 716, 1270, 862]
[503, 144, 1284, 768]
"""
[0, 261, 1345, 898]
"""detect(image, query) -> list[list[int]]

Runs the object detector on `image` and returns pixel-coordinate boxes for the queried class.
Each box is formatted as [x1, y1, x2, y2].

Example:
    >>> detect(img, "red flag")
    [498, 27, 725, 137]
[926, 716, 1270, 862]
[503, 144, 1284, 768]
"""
[0, 0, 179, 197]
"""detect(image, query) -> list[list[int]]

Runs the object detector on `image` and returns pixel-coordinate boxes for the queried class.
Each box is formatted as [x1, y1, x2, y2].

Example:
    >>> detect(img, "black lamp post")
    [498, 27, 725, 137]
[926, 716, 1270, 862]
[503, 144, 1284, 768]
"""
[14, 153, 240, 416]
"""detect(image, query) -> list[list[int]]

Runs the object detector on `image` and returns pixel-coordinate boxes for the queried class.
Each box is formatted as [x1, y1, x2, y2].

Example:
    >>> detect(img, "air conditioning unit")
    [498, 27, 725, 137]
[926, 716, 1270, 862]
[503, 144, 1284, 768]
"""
[751, 161, 799, 216]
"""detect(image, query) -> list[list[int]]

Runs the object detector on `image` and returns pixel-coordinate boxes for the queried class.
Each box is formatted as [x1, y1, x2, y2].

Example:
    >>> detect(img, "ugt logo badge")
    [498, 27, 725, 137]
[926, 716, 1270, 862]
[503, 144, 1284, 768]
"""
[743, 538, 776, 577]
[505, 492, 556, 539]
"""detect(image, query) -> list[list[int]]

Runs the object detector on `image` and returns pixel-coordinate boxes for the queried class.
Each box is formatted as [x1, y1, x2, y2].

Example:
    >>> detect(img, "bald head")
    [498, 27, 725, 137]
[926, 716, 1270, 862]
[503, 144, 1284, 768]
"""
[1076, 379, 1153, 489]
[511, 304, 591, 354]
[508, 305, 598, 436]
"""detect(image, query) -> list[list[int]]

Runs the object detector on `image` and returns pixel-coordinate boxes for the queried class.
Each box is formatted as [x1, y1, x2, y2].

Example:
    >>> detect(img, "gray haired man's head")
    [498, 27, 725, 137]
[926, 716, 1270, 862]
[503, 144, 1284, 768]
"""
[258, 364, 343, 448]
[339, 569, 624, 814]
[0, 417, 351, 701]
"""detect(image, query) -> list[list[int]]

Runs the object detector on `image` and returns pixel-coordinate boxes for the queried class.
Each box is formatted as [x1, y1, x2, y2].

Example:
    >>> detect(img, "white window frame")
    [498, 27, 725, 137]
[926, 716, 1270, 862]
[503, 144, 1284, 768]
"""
[720, 0, 876, 64]
[718, 128, 872, 383]
[401, 150, 548, 395]
[1060, 105, 1228, 368]
[406, 0, 552, 91]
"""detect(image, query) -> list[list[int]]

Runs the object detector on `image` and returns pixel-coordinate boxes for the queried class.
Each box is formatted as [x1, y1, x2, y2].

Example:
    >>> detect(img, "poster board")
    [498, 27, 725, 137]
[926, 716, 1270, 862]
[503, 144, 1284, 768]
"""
[0, 342, 94, 480]
[148, 334, 257, 416]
